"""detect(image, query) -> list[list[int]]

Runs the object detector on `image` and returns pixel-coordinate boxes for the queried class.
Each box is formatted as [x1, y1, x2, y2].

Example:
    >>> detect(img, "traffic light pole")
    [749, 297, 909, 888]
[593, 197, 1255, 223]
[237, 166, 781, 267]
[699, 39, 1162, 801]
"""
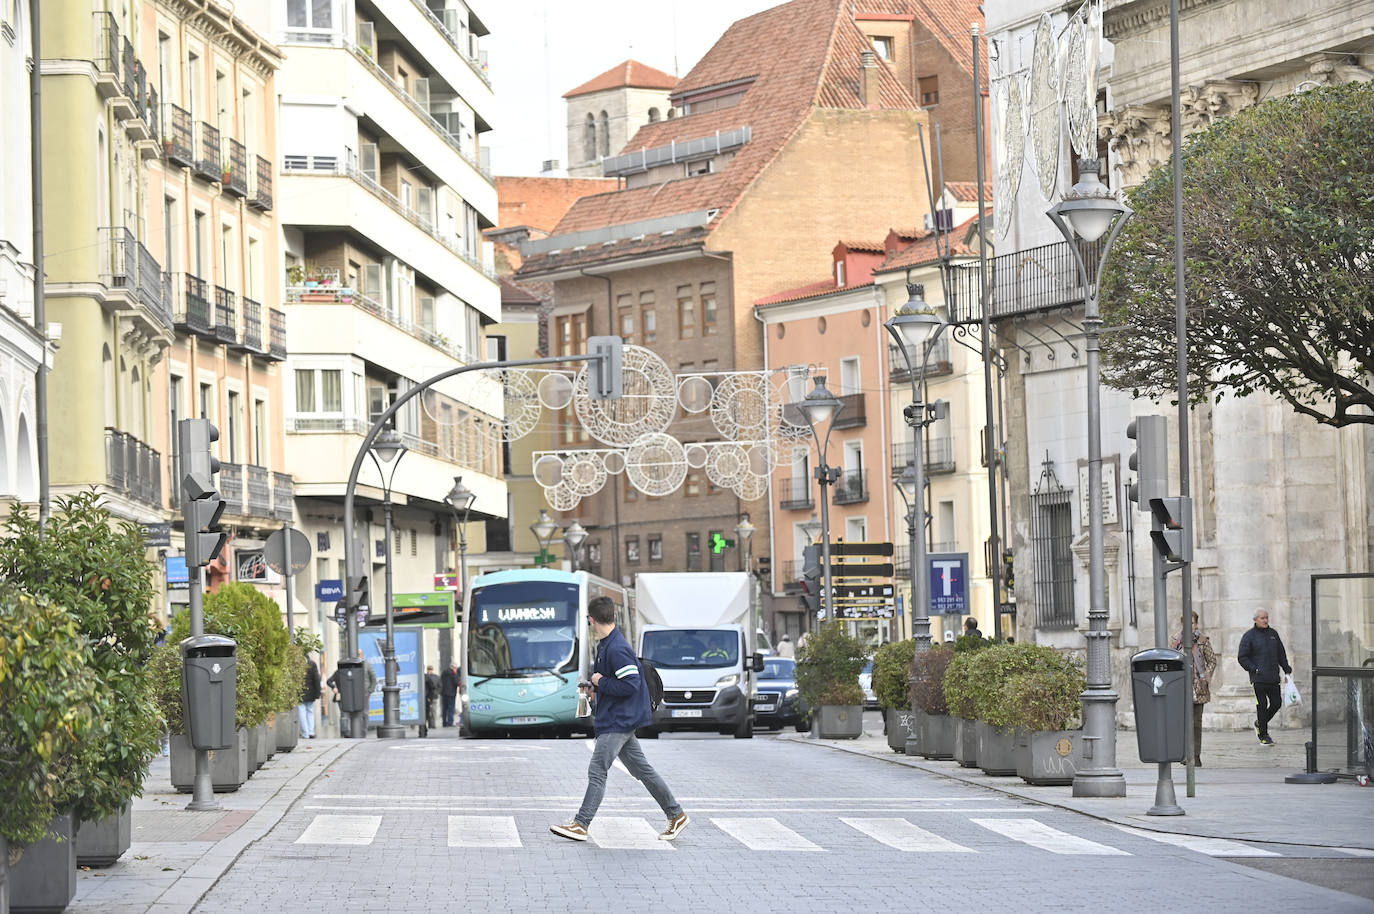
[185, 559, 219, 811]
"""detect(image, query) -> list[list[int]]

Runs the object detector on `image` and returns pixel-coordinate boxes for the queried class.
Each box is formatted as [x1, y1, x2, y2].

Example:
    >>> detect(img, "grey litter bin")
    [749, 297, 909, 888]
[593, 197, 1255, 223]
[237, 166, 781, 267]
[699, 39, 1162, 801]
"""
[1131, 647, 1187, 763]
[180, 634, 237, 750]
[334, 657, 369, 715]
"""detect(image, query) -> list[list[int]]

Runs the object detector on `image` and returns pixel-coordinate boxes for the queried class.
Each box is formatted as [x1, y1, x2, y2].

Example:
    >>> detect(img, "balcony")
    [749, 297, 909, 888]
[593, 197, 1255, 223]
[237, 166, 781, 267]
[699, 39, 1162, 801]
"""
[213, 286, 237, 344]
[833, 468, 869, 505]
[196, 122, 221, 182]
[249, 155, 272, 211]
[240, 296, 263, 352]
[121, 36, 136, 100]
[947, 238, 1104, 324]
[832, 393, 866, 430]
[405, 0, 492, 89]
[779, 475, 813, 510]
[285, 284, 477, 364]
[163, 103, 194, 167]
[100, 227, 170, 330]
[223, 137, 249, 197]
[93, 12, 120, 98]
[245, 465, 271, 517]
[220, 463, 244, 516]
[125, 59, 151, 142]
[781, 559, 804, 595]
[171, 273, 214, 336]
[892, 437, 956, 476]
[894, 544, 909, 576]
[268, 308, 287, 360]
[104, 427, 162, 508]
[888, 336, 952, 382]
[272, 472, 294, 521]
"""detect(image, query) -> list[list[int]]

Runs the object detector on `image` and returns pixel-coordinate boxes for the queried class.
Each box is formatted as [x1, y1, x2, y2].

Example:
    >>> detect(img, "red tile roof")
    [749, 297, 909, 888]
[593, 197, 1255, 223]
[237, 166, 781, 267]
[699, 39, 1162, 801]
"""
[563, 60, 678, 98]
[755, 277, 848, 306]
[945, 180, 992, 202]
[875, 211, 985, 272]
[838, 239, 886, 253]
[495, 176, 619, 234]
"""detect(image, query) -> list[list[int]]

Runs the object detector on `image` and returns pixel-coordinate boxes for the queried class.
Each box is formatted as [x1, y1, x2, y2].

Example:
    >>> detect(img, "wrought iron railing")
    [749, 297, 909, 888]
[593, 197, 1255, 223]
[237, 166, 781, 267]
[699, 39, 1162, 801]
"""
[172, 273, 213, 334]
[100, 226, 138, 296]
[196, 121, 221, 181]
[947, 238, 1104, 324]
[245, 465, 271, 516]
[132, 58, 148, 121]
[93, 11, 119, 80]
[213, 286, 237, 343]
[121, 36, 136, 99]
[271, 472, 294, 521]
[832, 393, 866, 429]
[164, 103, 194, 165]
[892, 436, 956, 475]
[240, 296, 263, 351]
[144, 85, 159, 141]
[268, 308, 287, 359]
[888, 336, 952, 382]
[779, 476, 813, 510]
[250, 155, 272, 210]
[834, 468, 869, 504]
[219, 462, 244, 516]
[104, 427, 162, 507]
[224, 137, 248, 196]
[407, 0, 492, 88]
[136, 240, 168, 326]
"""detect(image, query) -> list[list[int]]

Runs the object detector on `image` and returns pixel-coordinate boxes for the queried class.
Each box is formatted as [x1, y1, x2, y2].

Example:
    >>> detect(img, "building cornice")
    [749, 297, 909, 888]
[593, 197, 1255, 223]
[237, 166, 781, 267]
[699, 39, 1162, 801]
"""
[1102, 0, 1226, 40]
[157, 0, 283, 78]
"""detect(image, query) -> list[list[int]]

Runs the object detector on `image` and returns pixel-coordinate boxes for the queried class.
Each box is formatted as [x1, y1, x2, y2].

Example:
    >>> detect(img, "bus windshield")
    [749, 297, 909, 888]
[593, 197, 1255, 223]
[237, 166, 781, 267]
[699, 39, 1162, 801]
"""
[468, 580, 580, 679]
[641, 628, 739, 669]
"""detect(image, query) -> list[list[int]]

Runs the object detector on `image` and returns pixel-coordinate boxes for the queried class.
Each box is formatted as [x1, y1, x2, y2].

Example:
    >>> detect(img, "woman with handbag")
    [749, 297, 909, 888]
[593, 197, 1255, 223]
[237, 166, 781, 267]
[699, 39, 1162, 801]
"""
[1172, 611, 1218, 766]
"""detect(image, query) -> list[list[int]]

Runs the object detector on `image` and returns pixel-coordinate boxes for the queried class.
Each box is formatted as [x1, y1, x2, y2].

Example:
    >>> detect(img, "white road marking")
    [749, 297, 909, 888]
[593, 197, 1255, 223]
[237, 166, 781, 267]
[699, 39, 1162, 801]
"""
[842, 817, 976, 853]
[583, 739, 629, 774]
[1336, 847, 1374, 857]
[971, 818, 1130, 855]
[386, 745, 552, 751]
[447, 816, 521, 848]
[303, 804, 1026, 813]
[1109, 824, 1281, 857]
[294, 815, 381, 845]
[711, 817, 821, 851]
[589, 817, 673, 850]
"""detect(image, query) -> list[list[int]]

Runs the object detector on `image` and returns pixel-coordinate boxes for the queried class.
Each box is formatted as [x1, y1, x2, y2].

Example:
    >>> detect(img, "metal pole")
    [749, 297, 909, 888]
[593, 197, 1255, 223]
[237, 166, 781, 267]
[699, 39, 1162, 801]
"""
[902, 504, 921, 756]
[282, 522, 294, 632]
[1147, 517, 1183, 814]
[817, 459, 835, 625]
[378, 494, 402, 738]
[31, 0, 49, 529]
[909, 385, 930, 653]
[186, 565, 218, 810]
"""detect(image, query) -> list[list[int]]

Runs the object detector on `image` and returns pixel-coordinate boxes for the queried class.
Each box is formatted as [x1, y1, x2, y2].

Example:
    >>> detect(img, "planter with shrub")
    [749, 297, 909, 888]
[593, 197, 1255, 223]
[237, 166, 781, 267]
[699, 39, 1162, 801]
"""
[907, 645, 955, 758]
[1004, 652, 1087, 786]
[941, 636, 990, 767]
[871, 639, 916, 752]
[795, 621, 868, 739]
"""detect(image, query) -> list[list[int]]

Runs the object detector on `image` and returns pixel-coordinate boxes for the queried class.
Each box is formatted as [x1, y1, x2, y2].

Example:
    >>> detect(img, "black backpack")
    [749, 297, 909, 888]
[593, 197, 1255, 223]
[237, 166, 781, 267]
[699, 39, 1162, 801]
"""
[638, 657, 664, 711]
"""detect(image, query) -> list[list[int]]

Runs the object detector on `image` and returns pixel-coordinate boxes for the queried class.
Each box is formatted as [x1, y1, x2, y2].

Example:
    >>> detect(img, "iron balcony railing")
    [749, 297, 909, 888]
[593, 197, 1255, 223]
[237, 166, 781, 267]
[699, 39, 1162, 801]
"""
[219, 463, 243, 516]
[93, 11, 119, 83]
[245, 465, 271, 517]
[407, 0, 492, 88]
[832, 393, 866, 429]
[947, 238, 1104, 324]
[781, 559, 804, 595]
[171, 273, 213, 335]
[892, 436, 956, 476]
[250, 155, 272, 210]
[888, 336, 952, 382]
[143, 85, 159, 141]
[285, 284, 476, 363]
[213, 286, 237, 344]
[779, 475, 813, 510]
[268, 308, 287, 360]
[272, 472, 294, 521]
[834, 468, 869, 505]
[121, 36, 136, 99]
[223, 137, 249, 197]
[240, 296, 263, 351]
[132, 58, 148, 122]
[104, 427, 161, 508]
[100, 226, 138, 297]
[894, 544, 910, 575]
[136, 240, 168, 326]
[163, 103, 194, 166]
[196, 122, 221, 181]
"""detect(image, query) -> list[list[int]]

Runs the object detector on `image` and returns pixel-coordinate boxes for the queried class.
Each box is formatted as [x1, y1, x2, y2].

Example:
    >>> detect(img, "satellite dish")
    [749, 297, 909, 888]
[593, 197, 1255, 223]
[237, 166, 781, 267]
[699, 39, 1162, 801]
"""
[1029, 12, 1061, 200]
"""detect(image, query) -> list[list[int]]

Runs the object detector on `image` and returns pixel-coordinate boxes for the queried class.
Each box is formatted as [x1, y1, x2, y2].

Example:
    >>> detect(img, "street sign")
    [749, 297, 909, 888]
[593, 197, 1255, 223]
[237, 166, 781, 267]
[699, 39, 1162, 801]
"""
[927, 552, 969, 616]
[829, 562, 894, 579]
[316, 579, 344, 602]
[434, 573, 460, 592]
[165, 555, 189, 591]
[264, 527, 312, 576]
[829, 541, 894, 557]
[142, 522, 171, 547]
[831, 583, 894, 599]
[833, 602, 895, 619]
[366, 591, 455, 628]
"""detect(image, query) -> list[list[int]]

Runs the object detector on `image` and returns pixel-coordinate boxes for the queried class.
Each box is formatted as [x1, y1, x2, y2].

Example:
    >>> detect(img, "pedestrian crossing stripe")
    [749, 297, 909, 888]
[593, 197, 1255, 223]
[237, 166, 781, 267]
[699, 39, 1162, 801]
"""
[710, 817, 821, 851]
[970, 818, 1131, 855]
[1107, 824, 1281, 857]
[294, 815, 381, 845]
[841, 817, 976, 853]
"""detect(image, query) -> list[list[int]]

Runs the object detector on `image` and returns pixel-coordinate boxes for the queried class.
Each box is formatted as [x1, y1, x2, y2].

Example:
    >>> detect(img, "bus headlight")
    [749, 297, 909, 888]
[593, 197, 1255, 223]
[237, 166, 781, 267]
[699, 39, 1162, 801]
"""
[715, 673, 740, 689]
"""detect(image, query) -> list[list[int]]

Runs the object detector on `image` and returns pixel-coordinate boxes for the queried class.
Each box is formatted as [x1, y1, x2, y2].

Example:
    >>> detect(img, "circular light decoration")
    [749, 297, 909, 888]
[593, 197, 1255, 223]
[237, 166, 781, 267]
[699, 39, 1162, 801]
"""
[545, 479, 581, 511]
[538, 372, 575, 410]
[624, 432, 687, 497]
[1029, 12, 1061, 201]
[564, 452, 608, 497]
[492, 369, 541, 441]
[678, 376, 714, 414]
[573, 345, 676, 446]
[601, 450, 626, 475]
[1065, 13, 1098, 159]
[533, 454, 564, 488]
[706, 443, 748, 489]
[744, 442, 772, 478]
[995, 77, 1024, 241]
[772, 367, 813, 432]
[711, 374, 777, 442]
[684, 442, 709, 469]
[734, 470, 769, 502]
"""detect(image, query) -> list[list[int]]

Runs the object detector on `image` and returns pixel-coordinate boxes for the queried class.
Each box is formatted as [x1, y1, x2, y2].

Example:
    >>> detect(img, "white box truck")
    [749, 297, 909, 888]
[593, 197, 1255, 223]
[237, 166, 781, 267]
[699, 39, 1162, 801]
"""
[632, 572, 764, 739]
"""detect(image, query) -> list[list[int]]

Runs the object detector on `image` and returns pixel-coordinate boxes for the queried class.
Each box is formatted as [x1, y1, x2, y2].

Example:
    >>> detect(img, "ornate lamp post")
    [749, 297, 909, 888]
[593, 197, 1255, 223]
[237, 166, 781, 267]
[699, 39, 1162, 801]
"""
[735, 514, 756, 646]
[530, 509, 559, 568]
[796, 377, 844, 622]
[1046, 157, 1133, 799]
[367, 425, 408, 739]
[444, 474, 475, 600]
[885, 283, 948, 654]
[893, 461, 920, 643]
[563, 520, 587, 572]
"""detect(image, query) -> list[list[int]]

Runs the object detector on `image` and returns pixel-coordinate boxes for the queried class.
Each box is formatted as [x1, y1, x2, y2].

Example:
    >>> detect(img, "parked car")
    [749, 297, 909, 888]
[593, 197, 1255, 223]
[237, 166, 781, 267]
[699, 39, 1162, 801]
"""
[751, 657, 808, 731]
[858, 657, 878, 710]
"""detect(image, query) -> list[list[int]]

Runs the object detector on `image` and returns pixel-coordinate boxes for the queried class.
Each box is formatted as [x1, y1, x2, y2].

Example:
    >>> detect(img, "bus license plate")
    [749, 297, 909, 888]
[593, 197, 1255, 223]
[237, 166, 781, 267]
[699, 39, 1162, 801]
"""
[509, 716, 541, 724]
[754, 703, 775, 712]
[671, 709, 703, 718]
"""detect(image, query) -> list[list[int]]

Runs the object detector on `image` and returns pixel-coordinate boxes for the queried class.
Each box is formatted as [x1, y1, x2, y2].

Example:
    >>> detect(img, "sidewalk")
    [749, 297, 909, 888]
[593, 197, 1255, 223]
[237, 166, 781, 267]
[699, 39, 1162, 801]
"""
[787, 722, 1374, 852]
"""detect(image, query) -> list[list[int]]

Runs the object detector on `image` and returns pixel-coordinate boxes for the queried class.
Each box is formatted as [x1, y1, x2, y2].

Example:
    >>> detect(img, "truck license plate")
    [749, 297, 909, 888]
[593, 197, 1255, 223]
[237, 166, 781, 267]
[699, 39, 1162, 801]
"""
[671, 709, 703, 718]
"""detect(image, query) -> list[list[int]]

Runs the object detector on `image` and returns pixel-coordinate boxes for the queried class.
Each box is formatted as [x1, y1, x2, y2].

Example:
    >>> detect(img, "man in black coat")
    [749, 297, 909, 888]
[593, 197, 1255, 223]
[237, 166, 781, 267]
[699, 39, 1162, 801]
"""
[298, 656, 322, 739]
[424, 665, 441, 729]
[440, 661, 461, 727]
[1237, 609, 1292, 746]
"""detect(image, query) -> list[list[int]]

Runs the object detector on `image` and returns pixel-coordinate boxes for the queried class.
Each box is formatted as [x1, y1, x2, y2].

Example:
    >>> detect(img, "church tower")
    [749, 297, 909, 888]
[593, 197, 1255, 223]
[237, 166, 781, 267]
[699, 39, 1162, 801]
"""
[564, 60, 677, 177]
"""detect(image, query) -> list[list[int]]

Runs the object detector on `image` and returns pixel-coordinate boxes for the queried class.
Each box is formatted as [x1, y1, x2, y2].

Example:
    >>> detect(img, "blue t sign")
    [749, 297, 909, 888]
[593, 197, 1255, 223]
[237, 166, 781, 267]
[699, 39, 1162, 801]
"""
[927, 552, 969, 616]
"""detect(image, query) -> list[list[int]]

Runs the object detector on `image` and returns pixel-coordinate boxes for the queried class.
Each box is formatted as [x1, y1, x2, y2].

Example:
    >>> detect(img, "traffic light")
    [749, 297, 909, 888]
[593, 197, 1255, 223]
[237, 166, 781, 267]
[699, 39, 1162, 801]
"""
[179, 419, 226, 567]
[1002, 549, 1014, 591]
[587, 336, 623, 400]
[1149, 496, 1193, 564]
[802, 543, 822, 582]
[1125, 414, 1168, 508]
[799, 578, 820, 613]
[345, 574, 370, 612]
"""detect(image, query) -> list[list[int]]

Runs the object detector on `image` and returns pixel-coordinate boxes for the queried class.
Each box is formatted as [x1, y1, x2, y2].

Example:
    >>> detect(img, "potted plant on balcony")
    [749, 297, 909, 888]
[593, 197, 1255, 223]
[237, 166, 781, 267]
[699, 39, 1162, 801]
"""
[872, 638, 916, 752]
[795, 620, 868, 739]
[908, 644, 955, 759]
[221, 159, 234, 185]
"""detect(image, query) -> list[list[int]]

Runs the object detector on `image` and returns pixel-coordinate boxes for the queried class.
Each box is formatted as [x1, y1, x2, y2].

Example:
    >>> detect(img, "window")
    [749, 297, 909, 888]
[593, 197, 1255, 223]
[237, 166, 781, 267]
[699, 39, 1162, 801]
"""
[419, 296, 435, 333]
[294, 370, 314, 413]
[640, 291, 656, 343]
[598, 110, 610, 156]
[287, 0, 332, 30]
[685, 158, 713, 176]
[686, 532, 702, 572]
[700, 282, 717, 336]
[295, 368, 342, 413]
[410, 529, 418, 557]
[685, 471, 701, 497]
[253, 399, 266, 465]
[187, 51, 199, 119]
[169, 374, 183, 499]
[1031, 483, 1077, 628]
[226, 390, 241, 462]
[554, 313, 587, 357]
[163, 196, 177, 272]
[220, 224, 234, 289]
[199, 382, 214, 422]
[394, 528, 402, 555]
[215, 69, 228, 134]
[360, 142, 379, 182]
[647, 107, 661, 123]
[677, 285, 696, 339]
[919, 75, 940, 107]
[584, 113, 596, 162]
[193, 211, 206, 277]
[625, 536, 640, 564]
[836, 260, 846, 287]
[708, 530, 725, 572]
[648, 536, 662, 563]
[158, 32, 172, 103]
[872, 36, 894, 60]
[465, 303, 483, 359]
[619, 309, 634, 343]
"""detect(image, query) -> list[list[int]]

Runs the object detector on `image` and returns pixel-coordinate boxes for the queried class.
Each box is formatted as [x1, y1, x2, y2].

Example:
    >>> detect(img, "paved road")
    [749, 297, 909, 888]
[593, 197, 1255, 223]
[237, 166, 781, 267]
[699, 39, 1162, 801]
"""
[184, 726, 1373, 914]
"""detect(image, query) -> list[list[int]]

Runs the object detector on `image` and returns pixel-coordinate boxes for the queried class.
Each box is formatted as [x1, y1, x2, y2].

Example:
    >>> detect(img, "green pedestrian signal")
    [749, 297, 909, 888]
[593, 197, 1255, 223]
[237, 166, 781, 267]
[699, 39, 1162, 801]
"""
[710, 533, 734, 555]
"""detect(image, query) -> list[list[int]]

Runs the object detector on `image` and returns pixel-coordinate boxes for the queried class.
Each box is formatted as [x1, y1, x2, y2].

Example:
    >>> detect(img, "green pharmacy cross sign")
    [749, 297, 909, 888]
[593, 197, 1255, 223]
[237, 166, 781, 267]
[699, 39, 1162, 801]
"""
[711, 533, 735, 555]
[535, 549, 556, 567]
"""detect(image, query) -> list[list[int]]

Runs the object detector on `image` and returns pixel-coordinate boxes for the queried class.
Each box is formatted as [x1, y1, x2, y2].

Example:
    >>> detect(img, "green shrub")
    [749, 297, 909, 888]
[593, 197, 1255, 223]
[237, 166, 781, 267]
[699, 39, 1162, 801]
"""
[0, 587, 101, 847]
[909, 646, 953, 714]
[795, 621, 867, 707]
[147, 643, 185, 735]
[871, 639, 916, 709]
[0, 493, 161, 825]
[943, 651, 980, 719]
[960, 642, 1087, 729]
[1005, 666, 1085, 731]
[170, 582, 288, 726]
[277, 642, 308, 712]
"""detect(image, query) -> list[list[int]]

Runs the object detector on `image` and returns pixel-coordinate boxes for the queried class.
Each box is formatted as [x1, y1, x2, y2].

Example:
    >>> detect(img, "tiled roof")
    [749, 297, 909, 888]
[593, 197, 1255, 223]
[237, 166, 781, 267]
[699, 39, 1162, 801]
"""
[945, 180, 992, 202]
[513, 225, 713, 276]
[495, 176, 619, 234]
[857, 0, 985, 79]
[839, 239, 886, 253]
[563, 60, 678, 98]
[499, 277, 542, 305]
[755, 277, 843, 306]
[521, 0, 921, 276]
[875, 211, 985, 272]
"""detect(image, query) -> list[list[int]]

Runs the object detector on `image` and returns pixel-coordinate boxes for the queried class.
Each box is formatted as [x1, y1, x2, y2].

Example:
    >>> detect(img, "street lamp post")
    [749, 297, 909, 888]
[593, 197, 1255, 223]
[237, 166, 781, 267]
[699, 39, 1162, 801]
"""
[444, 473, 476, 622]
[367, 425, 409, 739]
[530, 509, 559, 568]
[735, 514, 756, 647]
[893, 462, 920, 643]
[563, 520, 587, 572]
[885, 283, 948, 654]
[1047, 157, 1133, 799]
[796, 377, 844, 623]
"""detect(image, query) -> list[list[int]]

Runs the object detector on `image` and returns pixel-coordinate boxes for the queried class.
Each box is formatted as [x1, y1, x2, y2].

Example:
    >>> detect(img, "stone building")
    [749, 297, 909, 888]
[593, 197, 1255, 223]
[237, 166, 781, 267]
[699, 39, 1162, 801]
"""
[563, 60, 676, 178]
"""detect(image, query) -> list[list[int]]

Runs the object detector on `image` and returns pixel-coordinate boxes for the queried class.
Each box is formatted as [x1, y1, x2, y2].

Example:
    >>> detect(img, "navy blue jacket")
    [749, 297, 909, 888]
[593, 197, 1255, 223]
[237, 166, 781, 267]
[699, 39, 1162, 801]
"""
[1238, 625, 1291, 684]
[591, 626, 651, 734]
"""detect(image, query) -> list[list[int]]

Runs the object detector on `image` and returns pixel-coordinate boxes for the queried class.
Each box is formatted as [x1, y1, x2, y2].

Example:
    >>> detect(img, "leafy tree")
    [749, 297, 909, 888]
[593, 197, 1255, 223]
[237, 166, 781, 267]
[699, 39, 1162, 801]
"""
[1100, 81, 1374, 427]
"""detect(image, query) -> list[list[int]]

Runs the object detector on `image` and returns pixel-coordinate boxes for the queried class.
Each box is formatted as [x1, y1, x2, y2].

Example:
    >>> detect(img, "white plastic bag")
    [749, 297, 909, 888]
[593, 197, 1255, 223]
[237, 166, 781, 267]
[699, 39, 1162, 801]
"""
[1283, 674, 1302, 707]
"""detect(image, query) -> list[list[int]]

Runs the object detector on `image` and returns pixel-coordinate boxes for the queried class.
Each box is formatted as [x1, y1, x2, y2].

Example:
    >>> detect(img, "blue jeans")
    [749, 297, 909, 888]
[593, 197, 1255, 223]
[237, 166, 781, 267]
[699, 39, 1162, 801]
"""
[298, 702, 315, 738]
[575, 730, 682, 828]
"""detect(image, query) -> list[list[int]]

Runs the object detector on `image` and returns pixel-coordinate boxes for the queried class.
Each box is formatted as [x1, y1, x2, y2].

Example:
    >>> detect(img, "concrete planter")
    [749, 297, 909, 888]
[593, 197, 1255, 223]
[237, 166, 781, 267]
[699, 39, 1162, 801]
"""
[9, 811, 75, 914]
[976, 722, 1019, 776]
[815, 705, 863, 739]
[263, 716, 276, 760]
[1, 834, 9, 914]
[921, 713, 955, 760]
[246, 723, 269, 771]
[75, 801, 131, 868]
[952, 717, 979, 768]
[1016, 729, 1088, 786]
[274, 711, 299, 753]
[903, 708, 926, 755]
[170, 730, 248, 793]
[885, 708, 913, 752]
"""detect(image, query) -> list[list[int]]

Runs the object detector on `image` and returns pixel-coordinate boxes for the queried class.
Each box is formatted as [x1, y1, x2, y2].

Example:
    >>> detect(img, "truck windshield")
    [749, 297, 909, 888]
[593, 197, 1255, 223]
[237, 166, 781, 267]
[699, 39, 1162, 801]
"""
[468, 581, 580, 678]
[641, 629, 739, 668]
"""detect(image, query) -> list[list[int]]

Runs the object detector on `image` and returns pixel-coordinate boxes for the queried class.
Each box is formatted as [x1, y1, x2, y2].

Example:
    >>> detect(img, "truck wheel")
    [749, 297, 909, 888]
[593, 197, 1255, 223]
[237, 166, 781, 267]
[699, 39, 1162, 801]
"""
[734, 716, 753, 739]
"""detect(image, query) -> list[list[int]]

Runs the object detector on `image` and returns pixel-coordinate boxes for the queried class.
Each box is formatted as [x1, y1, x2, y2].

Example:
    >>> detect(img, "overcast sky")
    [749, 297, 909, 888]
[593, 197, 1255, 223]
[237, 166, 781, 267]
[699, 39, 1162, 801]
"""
[481, 0, 783, 176]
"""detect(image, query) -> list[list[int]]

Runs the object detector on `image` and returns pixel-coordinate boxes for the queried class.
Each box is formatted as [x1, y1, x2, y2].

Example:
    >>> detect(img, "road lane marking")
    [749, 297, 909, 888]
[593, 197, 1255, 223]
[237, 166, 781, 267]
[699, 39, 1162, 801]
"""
[588, 817, 672, 850]
[970, 818, 1130, 855]
[447, 816, 521, 848]
[842, 818, 976, 853]
[387, 745, 552, 751]
[294, 815, 381, 845]
[583, 739, 629, 774]
[1108, 824, 1281, 857]
[303, 804, 1027, 813]
[710, 817, 821, 851]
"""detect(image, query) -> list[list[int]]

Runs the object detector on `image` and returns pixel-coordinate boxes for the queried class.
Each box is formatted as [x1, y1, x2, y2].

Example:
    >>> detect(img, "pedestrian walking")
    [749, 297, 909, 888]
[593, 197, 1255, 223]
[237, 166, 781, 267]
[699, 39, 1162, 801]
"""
[776, 634, 795, 659]
[299, 654, 322, 739]
[1237, 609, 1292, 746]
[327, 649, 377, 737]
[1171, 611, 1217, 765]
[424, 664, 440, 730]
[440, 661, 461, 727]
[551, 596, 688, 843]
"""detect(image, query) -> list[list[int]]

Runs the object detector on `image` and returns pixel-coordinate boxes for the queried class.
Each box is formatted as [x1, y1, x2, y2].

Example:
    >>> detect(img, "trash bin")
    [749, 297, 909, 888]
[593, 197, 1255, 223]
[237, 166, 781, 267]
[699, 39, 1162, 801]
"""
[1130, 647, 1187, 763]
[180, 634, 237, 750]
[334, 657, 369, 715]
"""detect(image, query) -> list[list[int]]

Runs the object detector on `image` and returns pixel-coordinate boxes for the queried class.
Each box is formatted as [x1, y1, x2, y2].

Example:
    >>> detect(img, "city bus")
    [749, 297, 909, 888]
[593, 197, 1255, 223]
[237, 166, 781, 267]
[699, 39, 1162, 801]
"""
[460, 568, 628, 738]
